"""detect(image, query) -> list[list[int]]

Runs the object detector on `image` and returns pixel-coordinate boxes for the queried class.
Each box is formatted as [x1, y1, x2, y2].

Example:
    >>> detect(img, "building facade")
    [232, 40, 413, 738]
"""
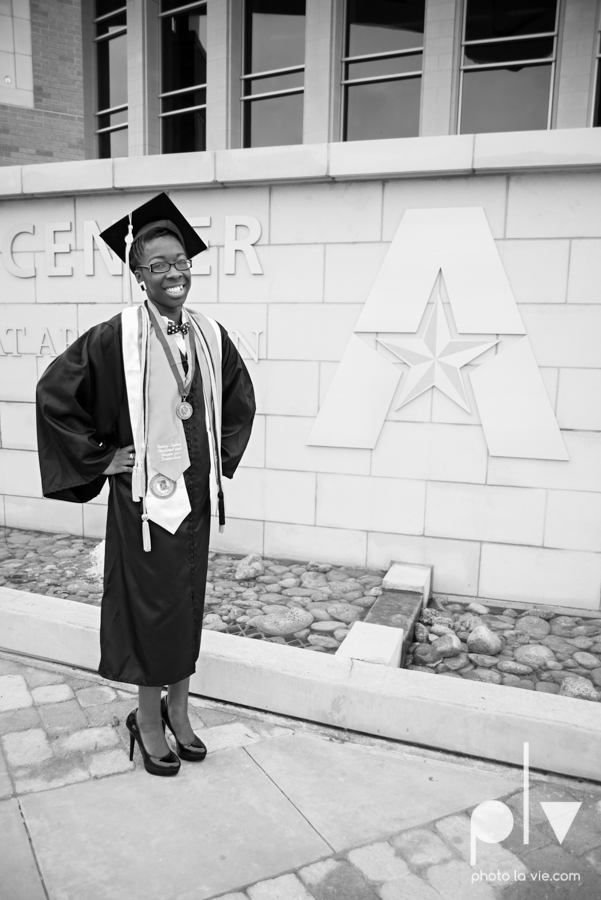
[1, 0, 601, 611]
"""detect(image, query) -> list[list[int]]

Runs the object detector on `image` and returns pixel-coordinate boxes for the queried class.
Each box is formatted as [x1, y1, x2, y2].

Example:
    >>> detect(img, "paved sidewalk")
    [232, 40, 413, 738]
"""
[1, 651, 600, 900]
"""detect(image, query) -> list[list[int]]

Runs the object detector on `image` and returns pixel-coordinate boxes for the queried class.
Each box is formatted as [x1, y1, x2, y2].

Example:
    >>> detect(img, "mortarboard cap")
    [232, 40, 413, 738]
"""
[99, 192, 207, 264]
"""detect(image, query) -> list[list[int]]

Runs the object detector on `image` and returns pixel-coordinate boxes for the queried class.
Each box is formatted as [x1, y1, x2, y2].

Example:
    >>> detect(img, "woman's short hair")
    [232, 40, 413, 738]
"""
[129, 226, 184, 272]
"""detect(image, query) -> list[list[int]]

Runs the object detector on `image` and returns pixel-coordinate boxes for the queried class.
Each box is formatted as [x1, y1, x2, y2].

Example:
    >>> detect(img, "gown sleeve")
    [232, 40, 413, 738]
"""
[218, 325, 256, 479]
[36, 320, 124, 503]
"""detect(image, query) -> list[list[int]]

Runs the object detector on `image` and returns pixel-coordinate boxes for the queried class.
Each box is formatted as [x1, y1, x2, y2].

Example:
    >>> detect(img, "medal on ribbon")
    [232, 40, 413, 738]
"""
[147, 301, 196, 419]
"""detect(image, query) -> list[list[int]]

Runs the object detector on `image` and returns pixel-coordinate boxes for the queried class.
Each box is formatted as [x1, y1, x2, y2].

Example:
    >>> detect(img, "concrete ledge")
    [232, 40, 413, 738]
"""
[21, 159, 114, 195]
[0, 164, 22, 198]
[474, 128, 601, 173]
[215, 144, 328, 183]
[1, 586, 600, 782]
[329, 135, 474, 179]
[113, 151, 216, 190]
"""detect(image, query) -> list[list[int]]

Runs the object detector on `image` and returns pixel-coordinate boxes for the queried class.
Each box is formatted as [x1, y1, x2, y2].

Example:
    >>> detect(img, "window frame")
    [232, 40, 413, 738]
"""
[457, 0, 562, 134]
[158, 0, 208, 153]
[240, 0, 307, 149]
[93, 3, 128, 157]
[339, 0, 425, 143]
[592, 17, 601, 126]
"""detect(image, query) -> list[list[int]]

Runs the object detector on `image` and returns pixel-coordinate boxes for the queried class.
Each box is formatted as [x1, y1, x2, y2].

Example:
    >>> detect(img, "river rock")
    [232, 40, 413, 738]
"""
[572, 651, 601, 670]
[467, 602, 490, 615]
[430, 623, 454, 636]
[234, 554, 265, 581]
[566, 637, 594, 650]
[307, 634, 340, 650]
[311, 621, 340, 633]
[433, 633, 462, 658]
[497, 660, 534, 675]
[300, 571, 328, 589]
[306, 561, 332, 573]
[467, 626, 502, 655]
[456, 614, 485, 632]
[414, 623, 429, 643]
[550, 616, 578, 637]
[515, 616, 551, 640]
[536, 682, 560, 694]
[279, 577, 300, 588]
[326, 603, 363, 624]
[590, 669, 601, 687]
[559, 676, 601, 702]
[253, 608, 314, 636]
[441, 652, 468, 671]
[501, 674, 522, 686]
[542, 635, 575, 653]
[467, 653, 499, 668]
[464, 668, 502, 684]
[513, 644, 556, 668]
[413, 644, 444, 666]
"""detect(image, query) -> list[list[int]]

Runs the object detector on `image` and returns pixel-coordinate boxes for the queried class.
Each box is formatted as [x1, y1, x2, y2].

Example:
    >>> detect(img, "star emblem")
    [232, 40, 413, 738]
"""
[377, 296, 498, 413]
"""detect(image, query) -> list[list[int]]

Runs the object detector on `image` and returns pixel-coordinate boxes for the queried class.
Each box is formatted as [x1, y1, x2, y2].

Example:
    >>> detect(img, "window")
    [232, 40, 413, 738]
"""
[94, 0, 128, 158]
[242, 0, 306, 148]
[342, 0, 425, 142]
[593, 24, 601, 127]
[160, 0, 207, 153]
[459, 0, 559, 135]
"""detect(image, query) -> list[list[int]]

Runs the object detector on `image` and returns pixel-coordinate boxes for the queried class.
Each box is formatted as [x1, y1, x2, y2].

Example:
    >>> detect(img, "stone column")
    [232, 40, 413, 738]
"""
[420, 0, 461, 136]
[127, 0, 160, 157]
[555, 0, 599, 129]
[206, 0, 243, 150]
[303, 0, 343, 144]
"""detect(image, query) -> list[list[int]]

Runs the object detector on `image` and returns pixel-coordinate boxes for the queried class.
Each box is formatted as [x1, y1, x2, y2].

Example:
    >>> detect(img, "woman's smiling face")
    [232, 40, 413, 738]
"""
[135, 234, 191, 320]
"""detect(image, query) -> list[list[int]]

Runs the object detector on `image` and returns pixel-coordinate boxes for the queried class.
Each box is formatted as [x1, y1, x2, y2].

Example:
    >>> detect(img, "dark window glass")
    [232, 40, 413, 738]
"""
[97, 32, 128, 110]
[95, 11, 126, 37]
[464, 0, 557, 42]
[161, 0, 194, 11]
[594, 59, 601, 127]
[245, 92, 304, 147]
[161, 7, 207, 93]
[246, 0, 305, 73]
[345, 76, 421, 141]
[463, 37, 553, 67]
[95, 0, 125, 18]
[162, 89, 206, 114]
[97, 108, 128, 130]
[461, 63, 552, 133]
[98, 127, 128, 158]
[248, 71, 304, 95]
[162, 109, 206, 154]
[347, 52, 422, 81]
[347, 0, 425, 55]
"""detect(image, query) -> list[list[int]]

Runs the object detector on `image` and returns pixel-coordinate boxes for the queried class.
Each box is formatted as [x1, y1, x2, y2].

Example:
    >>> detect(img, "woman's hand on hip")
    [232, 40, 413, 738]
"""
[103, 444, 136, 475]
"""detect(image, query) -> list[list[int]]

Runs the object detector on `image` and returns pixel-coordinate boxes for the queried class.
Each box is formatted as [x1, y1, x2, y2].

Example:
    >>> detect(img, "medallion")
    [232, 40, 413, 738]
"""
[176, 400, 194, 420]
[149, 473, 177, 499]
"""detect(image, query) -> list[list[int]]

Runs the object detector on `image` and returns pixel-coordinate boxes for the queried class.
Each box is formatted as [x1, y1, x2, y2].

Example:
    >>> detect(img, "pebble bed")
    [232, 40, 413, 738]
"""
[407, 598, 601, 702]
[0, 527, 382, 655]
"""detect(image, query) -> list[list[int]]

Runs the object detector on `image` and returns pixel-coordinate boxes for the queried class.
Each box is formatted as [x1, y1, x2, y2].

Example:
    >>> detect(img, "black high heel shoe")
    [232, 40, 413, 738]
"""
[126, 709, 181, 777]
[160, 696, 207, 762]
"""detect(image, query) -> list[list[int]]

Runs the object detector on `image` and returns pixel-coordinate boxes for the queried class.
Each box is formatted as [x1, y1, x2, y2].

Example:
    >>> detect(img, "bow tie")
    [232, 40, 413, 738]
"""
[167, 321, 189, 336]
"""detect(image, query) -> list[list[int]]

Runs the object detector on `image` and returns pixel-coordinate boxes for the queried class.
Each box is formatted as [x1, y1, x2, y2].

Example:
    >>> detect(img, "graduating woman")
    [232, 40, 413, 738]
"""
[36, 193, 255, 776]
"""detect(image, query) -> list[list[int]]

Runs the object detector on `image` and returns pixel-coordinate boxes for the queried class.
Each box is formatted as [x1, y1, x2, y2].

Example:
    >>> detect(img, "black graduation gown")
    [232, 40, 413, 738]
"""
[36, 312, 255, 686]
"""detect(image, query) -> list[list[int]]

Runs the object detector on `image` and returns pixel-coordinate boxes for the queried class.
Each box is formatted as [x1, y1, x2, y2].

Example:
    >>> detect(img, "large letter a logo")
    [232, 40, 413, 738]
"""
[308, 208, 567, 461]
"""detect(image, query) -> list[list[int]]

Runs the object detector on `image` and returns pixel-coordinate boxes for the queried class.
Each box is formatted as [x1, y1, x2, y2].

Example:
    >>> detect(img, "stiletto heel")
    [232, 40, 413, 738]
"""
[126, 709, 181, 776]
[160, 696, 207, 762]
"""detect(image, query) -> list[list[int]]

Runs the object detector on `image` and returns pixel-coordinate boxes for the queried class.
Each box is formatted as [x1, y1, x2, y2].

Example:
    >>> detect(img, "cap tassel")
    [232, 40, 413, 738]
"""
[123, 215, 134, 306]
[142, 509, 151, 552]
[218, 489, 225, 533]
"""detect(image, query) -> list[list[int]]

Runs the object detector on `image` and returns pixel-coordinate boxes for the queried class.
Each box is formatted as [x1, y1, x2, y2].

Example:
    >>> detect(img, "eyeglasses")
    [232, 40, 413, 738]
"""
[137, 259, 192, 274]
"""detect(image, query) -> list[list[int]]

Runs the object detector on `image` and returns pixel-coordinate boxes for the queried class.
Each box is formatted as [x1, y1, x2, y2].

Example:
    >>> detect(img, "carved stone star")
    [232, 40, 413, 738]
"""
[377, 296, 498, 413]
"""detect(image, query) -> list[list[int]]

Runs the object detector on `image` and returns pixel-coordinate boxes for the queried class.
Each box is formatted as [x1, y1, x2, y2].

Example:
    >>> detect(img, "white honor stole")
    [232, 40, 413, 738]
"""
[121, 305, 223, 550]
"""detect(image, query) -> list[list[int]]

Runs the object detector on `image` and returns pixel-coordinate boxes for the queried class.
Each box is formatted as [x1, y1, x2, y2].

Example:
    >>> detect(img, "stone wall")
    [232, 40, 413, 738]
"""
[0, 133, 600, 610]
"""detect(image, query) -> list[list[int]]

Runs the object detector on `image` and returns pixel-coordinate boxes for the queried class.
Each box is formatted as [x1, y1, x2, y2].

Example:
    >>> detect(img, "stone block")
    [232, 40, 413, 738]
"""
[55, 726, 119, 755]
[0, 798, 46, 900]
[4, 495, 83, 536]
[316, 474, 425, 535]
[0, 357, 38, 403]
[268, 303, 362, 361]
[0, 450, 42, 499]
[379, 875, 442, 900]
[381, 564, 432, 603]
[174, 185, 270, 247]
[88, 749, 134, 778]
[22, 667, 65, 688]
[75, 685, 117, 708]
[83, 503, 107, 539]
[219, 243, 324, 304]
[474, 128, 601, 173]
[0, 197, 75, 252]
[497, 239, 569, 304]
[266, 416, 370, 476]
[324, 243, 389, 304]
[507, 171, 601, 238]
[520, 305, 601, 369]
[425, 859, 496, 899]
[248, 873, 313, 900]
[31, 684, 73, 704]
[199, 722, 261, 752]
[567, 239, 601, 303]
[425, 482, 546, 546]
[336, 622, 404, 667]
[299, 858, 379, 900]
[80, 698, 137, 729]
[271, 181, 382, 245]
[0, 164, 21, 196]
[225, 468, 316, 526]
[264, 522, 367, 568]
[537, 798, 601, 854]
[365, 590, 423, 658]
[367, 533, 480, 597]
[13, 756, 89, 795]
[556, 369, 601, 431]
[38, 699, 88, 736]
[0, 675, 32, 711]
[216, 143, 327, 183]
[382, 175, 507, 241]
[544, 491, 601, 553]
[479, 544, 601, 610]
[2, 728, 51, 766]
[348, 842, 409, 882]
[22, 160, 113, 195]
[391, 828, 455, 868]
[114, 152, 215, 189]
[488, 432, 601, 493]
[371, 423, 488, 484]
[0, 706, 41, 735]
[434, 813, 528, 879]
[0, 402, 36, 451]
[330, 135, 473, 179]
[209, 516, 265, 558]
[246, 361, 320, 417]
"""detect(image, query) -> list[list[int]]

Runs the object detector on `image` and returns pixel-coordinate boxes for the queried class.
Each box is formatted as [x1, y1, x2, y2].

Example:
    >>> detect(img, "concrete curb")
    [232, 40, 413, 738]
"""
[1, 586, 600, 782]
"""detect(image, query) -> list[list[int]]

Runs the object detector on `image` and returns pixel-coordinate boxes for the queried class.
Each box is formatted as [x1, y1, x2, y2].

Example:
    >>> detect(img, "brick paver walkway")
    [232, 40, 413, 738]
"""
[1, 651, 600, 899]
